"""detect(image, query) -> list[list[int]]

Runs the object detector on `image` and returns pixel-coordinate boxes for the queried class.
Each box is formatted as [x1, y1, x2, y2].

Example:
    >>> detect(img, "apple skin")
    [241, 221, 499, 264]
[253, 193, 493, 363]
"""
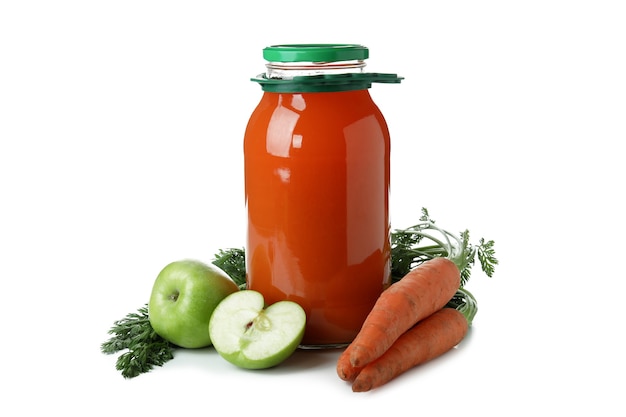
[148, 259, 239, 349]
[208, 290, 306, 369]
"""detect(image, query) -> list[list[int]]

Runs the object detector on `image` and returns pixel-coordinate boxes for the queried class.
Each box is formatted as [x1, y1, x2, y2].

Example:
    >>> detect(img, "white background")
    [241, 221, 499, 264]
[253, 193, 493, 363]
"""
[1, 1, 624, 415]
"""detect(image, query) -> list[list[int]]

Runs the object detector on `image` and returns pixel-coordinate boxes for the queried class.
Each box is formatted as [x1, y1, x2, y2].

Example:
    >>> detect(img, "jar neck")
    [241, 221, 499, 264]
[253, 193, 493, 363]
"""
[265, 60, 366, 80]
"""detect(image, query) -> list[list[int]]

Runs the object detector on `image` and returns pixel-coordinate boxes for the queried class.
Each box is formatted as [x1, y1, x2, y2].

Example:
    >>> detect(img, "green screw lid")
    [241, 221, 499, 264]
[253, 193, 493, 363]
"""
[263, 44, 369, 62]
[253, 43, 403, 92]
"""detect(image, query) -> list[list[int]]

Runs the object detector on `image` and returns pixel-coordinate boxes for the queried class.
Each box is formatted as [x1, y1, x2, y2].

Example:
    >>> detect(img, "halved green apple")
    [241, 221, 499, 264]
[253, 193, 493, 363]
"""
[208, 290, 306, 369]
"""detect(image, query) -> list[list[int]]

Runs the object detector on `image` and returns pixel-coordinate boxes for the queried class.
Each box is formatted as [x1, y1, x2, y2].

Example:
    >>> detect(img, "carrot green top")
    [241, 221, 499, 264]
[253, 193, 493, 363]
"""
[389, 208, 498, 326]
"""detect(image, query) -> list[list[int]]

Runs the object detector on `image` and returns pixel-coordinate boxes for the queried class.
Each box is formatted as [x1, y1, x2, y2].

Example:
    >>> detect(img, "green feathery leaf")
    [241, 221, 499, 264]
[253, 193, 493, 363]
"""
[212, 247, 247, 289]
[101, 304, 175, 379]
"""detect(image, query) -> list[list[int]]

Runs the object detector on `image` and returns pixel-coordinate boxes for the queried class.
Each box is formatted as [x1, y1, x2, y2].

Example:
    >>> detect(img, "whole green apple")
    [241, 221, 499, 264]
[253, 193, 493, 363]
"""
[208, 290, 306, 369]
[148, 259, 239, 348]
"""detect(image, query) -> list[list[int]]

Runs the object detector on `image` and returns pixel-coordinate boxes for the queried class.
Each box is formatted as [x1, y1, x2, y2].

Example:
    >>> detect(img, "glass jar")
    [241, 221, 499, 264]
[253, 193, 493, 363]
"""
[244, 44, 403, 347]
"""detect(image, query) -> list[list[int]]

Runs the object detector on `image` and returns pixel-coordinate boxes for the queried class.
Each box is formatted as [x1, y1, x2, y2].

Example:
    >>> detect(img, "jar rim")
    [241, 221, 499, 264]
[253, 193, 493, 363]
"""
[263, 44, 369, 63]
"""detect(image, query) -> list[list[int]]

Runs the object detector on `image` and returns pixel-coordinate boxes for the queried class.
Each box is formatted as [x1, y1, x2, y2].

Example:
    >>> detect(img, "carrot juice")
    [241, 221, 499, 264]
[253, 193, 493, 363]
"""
[244, 44, 402, 346]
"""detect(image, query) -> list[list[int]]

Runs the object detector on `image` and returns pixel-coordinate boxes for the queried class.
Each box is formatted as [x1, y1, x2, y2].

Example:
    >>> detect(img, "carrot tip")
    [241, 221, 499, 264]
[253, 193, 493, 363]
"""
[351, 382, 371, 393]
[337, 362, 363, 381]
[337, 369, 350, 381]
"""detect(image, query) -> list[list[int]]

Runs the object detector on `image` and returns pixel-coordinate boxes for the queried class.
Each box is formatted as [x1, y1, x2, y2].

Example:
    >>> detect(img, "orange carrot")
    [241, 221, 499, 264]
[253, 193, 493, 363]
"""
[336, 343, 364, 381]
[352, 307, 468, 392]
[348, 257, 460, 368]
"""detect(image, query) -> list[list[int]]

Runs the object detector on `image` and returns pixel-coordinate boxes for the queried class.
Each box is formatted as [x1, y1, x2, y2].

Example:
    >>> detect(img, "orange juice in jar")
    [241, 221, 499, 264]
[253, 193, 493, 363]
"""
[244, 44, 402, 347]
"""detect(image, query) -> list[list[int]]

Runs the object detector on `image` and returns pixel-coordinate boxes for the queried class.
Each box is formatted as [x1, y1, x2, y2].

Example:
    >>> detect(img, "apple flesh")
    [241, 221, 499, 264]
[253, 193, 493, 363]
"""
[148, 259, 239, 349]
[208, 290, 306, 369]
